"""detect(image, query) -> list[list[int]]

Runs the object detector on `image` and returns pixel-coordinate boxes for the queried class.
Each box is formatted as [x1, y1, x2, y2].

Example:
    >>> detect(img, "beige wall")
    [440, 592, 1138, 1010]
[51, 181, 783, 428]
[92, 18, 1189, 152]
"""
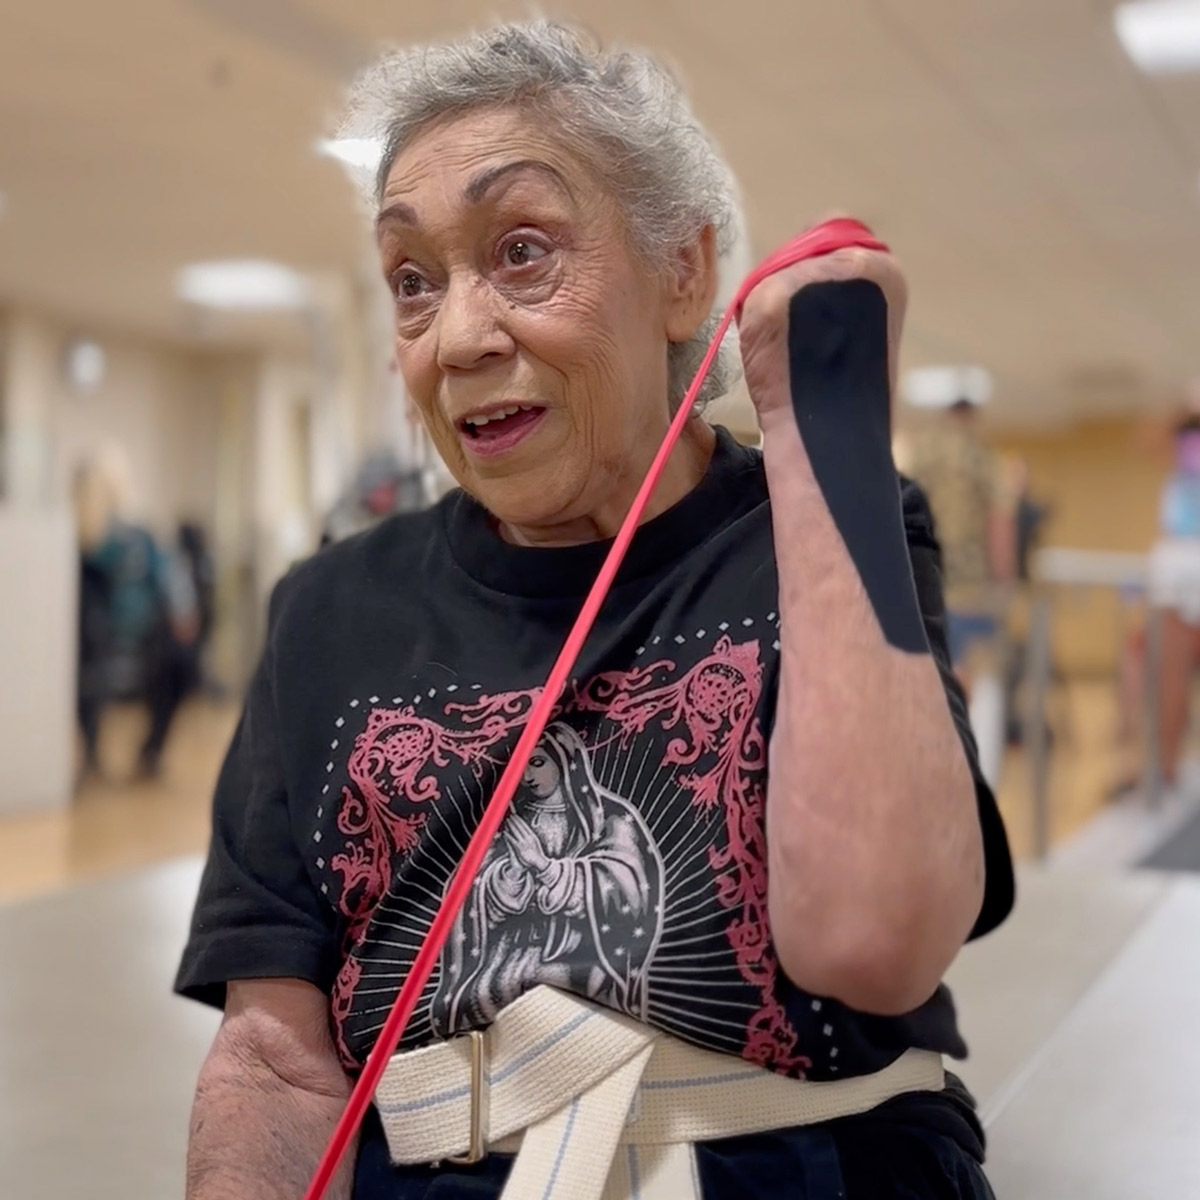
[51, 326, 221, 538]
[1, 309, 242, 536]
[995, 417, 1167, 675]
[996, 418, 1164, 555]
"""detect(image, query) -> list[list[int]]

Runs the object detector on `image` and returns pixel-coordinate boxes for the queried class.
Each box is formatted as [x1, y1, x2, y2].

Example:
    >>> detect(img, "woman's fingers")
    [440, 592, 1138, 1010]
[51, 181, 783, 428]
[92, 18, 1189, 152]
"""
[738, 246, 907, 424]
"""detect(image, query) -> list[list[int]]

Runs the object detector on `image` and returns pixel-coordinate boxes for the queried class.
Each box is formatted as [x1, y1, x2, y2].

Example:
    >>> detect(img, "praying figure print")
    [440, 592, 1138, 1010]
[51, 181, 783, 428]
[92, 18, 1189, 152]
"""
[433, 723, 665, 1034]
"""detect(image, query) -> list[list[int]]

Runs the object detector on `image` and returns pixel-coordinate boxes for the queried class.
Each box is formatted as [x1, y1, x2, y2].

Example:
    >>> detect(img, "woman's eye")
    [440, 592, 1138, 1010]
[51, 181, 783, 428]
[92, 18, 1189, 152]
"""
[503, 239, 548, 268]
[396, 272, 427, 299]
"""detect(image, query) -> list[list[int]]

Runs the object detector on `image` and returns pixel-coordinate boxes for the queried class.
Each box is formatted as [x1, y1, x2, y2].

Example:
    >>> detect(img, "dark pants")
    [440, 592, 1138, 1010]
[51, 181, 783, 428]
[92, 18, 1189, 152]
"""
[77, 675, 107, 768]
[77, 633, 194, 774]
[351, 1097, 996, 1200]
[139, 634, 194, 770]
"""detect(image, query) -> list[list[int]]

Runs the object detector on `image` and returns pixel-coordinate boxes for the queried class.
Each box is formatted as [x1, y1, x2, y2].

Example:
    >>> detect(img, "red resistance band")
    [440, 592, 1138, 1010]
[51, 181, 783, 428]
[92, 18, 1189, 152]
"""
[303, 216, 889, 1200]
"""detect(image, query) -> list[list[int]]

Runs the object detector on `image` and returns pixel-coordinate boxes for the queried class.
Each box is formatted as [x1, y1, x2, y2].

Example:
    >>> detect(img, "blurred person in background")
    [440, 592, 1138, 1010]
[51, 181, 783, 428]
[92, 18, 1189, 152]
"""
[906, 401, 1017, 786]
[1007, 456, 1048, 584]
[177, 520, 218, 696]
[176, 21, 1009, 1200]
[1148, 413, 1200, 787]
[72, 452, 199, 781]
[321, 449, 428, 546]
[906, 399, 1017, 684]
[75, 458, 119, 782]
[1000, 455, 1050, 747]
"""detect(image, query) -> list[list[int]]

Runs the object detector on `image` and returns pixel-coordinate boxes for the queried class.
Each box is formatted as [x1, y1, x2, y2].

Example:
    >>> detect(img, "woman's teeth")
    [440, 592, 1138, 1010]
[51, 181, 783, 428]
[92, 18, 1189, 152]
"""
[463, 404, 538, 430]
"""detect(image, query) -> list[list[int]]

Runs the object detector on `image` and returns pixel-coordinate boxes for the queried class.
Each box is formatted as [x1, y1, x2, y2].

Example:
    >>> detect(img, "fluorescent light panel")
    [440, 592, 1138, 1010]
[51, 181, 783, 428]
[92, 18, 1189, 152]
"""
[316, 137, 383, 171]
[901, 366, 994, 409]
[177, 260, 310, 310]
[1114, 1, 1200, 73]
[63, 339, 106, 390]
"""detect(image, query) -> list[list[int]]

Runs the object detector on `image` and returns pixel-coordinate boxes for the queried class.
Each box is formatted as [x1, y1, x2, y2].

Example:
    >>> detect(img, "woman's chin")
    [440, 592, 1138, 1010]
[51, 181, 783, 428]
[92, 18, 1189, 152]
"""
[465, 470, 581, 536]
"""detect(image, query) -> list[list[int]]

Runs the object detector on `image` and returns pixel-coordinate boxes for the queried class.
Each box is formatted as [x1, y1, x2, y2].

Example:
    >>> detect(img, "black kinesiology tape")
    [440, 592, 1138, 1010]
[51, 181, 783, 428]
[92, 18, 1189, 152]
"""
[786, 279, 927, 653]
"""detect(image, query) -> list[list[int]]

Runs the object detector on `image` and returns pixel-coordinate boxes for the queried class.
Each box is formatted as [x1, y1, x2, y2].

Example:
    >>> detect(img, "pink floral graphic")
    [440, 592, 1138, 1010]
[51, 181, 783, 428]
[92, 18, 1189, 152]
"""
[331, 692, 539, 943]
[328, 636, 809, 1077]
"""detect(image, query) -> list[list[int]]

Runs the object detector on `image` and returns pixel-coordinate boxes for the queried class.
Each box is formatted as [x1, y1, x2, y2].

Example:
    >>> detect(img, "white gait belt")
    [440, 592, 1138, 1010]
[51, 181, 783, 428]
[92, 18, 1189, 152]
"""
[374, 986, 945, 1200]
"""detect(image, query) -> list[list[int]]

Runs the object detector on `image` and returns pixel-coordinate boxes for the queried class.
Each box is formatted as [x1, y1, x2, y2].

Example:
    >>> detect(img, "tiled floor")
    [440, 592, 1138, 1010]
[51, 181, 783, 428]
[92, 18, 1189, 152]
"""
[971, 874, 1200, 1199]
[0, 701, 236, 902]
[0, 859, 220, 1200]
[3, 856, 1193, 1199]
[994, 677, 1138, 859]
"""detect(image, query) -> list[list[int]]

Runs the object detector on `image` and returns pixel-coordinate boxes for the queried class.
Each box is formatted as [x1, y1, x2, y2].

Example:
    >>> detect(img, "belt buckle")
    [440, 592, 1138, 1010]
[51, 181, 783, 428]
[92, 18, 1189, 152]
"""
[447, 1030, 487, 1166]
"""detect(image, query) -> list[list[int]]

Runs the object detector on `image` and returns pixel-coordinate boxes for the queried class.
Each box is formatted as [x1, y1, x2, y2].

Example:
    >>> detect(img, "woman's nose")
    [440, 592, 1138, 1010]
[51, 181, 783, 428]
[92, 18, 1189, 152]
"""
[435, 274, 515, 372]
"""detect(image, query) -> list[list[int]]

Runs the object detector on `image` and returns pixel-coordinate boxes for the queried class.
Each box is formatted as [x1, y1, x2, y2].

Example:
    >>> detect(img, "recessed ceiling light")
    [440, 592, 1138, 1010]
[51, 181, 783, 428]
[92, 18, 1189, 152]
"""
[62, 338, 106, 391]
[1114, 1, 1200, 74]
[901, 365, 994, 409]
[316, 136, 383, 172]
[176, 259, 310, 310]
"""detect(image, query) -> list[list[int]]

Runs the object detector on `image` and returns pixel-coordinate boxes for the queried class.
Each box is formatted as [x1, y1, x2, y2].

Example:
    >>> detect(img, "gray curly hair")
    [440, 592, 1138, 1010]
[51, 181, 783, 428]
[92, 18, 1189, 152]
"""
[341, 20, 744, 410]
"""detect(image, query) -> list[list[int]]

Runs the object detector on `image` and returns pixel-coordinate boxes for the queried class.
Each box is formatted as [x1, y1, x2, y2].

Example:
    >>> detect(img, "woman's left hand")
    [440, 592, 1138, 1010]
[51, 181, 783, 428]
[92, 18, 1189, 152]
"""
[737, 241, 908, 428]
[505, 814, 551, 873]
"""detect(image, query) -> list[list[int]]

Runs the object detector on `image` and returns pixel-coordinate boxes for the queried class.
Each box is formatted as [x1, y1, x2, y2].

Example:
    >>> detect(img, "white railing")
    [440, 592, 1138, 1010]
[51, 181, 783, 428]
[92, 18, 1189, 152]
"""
[1024, 547, 1163, 859]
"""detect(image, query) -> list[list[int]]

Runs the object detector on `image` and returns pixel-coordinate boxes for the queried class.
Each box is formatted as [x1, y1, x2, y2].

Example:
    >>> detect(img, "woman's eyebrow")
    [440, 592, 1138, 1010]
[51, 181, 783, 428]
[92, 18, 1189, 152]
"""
[375, 159, 574, 232]
[376, 200, 418, 230]
[463, 159, 574, 205]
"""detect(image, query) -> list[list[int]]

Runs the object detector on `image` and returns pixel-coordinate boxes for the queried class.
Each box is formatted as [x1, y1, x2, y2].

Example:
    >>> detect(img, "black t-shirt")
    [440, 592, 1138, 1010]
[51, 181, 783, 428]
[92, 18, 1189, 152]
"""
[177, 428, 1011, 1093]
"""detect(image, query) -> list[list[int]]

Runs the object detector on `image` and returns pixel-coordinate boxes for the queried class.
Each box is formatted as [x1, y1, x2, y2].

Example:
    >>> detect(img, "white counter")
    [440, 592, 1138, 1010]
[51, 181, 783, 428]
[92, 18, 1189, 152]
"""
[0, 506, 77, 814]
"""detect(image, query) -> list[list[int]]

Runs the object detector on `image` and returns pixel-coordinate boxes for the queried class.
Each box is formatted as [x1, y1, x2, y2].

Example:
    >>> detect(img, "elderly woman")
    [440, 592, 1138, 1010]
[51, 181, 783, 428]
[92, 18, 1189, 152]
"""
[177, 21, 1012, 1200]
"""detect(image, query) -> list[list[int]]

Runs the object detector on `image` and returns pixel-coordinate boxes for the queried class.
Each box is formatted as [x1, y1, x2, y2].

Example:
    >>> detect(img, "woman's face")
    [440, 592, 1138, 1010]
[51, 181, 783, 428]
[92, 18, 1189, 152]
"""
[376, 107, 709, 536]
[523, 749, 561, 800]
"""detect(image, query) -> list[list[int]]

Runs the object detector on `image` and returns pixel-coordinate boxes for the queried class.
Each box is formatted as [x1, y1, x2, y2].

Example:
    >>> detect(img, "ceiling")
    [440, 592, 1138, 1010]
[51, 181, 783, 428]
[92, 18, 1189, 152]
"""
[1, 0, 1199, 427]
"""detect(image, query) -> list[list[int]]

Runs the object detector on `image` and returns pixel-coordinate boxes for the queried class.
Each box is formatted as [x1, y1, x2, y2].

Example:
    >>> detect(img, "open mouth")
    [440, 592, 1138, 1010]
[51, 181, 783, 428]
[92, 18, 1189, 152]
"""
[457, 404, 547, 456]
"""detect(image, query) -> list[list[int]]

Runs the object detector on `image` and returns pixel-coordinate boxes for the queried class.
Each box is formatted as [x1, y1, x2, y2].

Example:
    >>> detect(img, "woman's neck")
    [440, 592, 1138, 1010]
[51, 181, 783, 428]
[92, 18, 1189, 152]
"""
[499, 419, 717, 548]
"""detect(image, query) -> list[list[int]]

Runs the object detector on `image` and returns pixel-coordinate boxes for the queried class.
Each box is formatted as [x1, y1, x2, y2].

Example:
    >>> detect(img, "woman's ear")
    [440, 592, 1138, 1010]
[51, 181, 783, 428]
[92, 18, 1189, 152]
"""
[664, 225, 719, 343]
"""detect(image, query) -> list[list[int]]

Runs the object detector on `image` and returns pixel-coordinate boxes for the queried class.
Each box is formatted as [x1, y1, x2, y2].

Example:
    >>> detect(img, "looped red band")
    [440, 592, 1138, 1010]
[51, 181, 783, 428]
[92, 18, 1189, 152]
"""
[302, 217, 890, 1200]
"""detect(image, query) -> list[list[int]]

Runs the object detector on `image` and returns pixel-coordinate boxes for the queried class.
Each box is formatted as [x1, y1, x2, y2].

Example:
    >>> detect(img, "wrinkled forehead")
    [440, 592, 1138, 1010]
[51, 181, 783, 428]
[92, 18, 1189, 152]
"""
[379, 106, 599, 212]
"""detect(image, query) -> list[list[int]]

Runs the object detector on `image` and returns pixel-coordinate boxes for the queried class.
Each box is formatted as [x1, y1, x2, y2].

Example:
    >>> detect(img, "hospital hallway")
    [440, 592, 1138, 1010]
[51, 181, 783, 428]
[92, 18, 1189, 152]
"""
[6, 2, 1200, 1198]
